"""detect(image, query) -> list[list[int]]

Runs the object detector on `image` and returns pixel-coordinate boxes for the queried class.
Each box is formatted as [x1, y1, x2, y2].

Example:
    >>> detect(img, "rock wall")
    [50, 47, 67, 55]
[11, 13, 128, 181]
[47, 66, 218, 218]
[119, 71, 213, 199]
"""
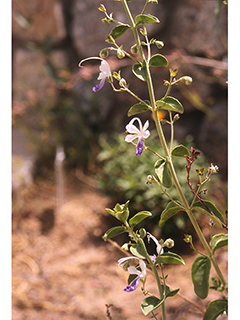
[12, 0, 228, 178]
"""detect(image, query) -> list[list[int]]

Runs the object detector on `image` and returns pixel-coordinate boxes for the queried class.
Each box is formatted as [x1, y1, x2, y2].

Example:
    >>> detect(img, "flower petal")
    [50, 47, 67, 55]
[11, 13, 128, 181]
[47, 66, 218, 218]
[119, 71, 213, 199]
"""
[125, 134, 138, 143]
[93, 78, 105, 92]
[98, 60, 111, 79]
[136, 137, 144, 156]
[124, 276, 141, 292]
[127, 266, 141, 276]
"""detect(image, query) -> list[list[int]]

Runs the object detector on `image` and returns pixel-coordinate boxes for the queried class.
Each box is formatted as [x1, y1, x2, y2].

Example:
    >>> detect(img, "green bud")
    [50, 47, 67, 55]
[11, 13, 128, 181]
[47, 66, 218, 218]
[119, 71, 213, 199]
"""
[117, 47, 125, 59]
[180, 76, 193, 85]
[163, 238, 174, 248]
[121, 243, 129, 251]
[119, 78, 127, 88]
[139, 228, 147, 239]
[100, 48, 109, 59]
[173, 113, 180, 123]
[113, 71, 121, 81]
[155, 40, 164, 49]
[130, 44, 138, 54]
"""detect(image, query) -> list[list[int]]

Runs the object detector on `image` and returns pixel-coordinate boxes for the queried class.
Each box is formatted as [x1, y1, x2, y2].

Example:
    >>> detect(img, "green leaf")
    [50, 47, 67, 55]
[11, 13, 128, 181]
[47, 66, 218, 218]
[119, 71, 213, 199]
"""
[192, 201, 225, 227]
[192, 255, 211, 299]
[159, 201, 183, 227]
[141, 296, 163, 316]
[156, 96, 184, 114]
[210, 233, 228, 254]
[171, 145, 190, 157]
[128, 100, 150, 117]
[109, 24, 131, 39]
[132, 62, 147, 81]
[154, 159, 172, 188]
[130, 238, 148, 259]
[103, 226, 126, 241]
[203, 299, 228, 320]
[149, 54, 168, 67]
[135, 14, 160, 26]
[155, 252, 185, 265]
[164, 285, 180, 298]
[129, 211, 152, 227]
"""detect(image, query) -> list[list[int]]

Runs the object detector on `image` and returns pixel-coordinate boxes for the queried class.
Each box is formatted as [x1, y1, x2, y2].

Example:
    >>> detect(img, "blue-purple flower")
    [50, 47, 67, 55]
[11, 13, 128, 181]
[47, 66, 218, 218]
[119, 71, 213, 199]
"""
[125, 117, 150, 156]
[78, 57, 111, 92]
[118, 256, 146, 292]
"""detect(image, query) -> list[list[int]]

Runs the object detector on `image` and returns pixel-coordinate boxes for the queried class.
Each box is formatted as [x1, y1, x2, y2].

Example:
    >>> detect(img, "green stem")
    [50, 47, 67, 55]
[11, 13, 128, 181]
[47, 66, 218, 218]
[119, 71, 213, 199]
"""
[149, 259, 167, 320]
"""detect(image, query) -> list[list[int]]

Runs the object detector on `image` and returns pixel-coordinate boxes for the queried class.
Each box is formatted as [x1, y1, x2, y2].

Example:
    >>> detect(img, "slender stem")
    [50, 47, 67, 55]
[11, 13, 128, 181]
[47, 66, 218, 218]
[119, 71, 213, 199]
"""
[148, 259, 167, 320]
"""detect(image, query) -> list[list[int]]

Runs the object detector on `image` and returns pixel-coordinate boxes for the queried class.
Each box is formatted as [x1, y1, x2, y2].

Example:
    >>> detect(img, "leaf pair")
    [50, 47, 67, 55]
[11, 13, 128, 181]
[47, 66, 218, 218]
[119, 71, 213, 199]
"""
[141, 285, 179, 316]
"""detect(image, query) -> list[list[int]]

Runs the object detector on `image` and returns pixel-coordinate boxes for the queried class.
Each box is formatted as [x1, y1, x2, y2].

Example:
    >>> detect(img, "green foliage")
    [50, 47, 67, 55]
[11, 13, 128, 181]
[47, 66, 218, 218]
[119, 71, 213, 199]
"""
[156, 96, 184, 114]
[191, 255, 211, 299]
[141, 295, 164, 316]
[154, 159, 172, 188]
[155, 252, 185, 265]
[97, 131, 216, 218]
[210, 233, 228, 254]
[149, 54, 168, 67]
[129, 211, 152, 227]
[203, 299, 228, 320]
[128, 100, 150, 116]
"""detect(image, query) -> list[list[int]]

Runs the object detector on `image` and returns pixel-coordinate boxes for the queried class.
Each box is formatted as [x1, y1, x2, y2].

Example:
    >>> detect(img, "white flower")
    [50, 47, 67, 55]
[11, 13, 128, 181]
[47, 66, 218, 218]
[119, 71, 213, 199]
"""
[147, 232, 164, 263]
[118, 256, 146, 292]
[78, 57, 111, 92]
[125, 117, 150, 156]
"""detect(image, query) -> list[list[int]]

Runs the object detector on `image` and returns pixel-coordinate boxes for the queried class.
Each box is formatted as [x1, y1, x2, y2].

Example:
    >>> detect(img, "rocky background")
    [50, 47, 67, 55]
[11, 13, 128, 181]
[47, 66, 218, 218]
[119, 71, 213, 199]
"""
[12, 0, 228, 179]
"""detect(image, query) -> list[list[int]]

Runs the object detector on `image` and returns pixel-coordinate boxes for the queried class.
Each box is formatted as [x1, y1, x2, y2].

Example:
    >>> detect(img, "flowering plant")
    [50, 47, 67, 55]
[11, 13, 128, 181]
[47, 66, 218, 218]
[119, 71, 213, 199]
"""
[79, 0, 228, 319]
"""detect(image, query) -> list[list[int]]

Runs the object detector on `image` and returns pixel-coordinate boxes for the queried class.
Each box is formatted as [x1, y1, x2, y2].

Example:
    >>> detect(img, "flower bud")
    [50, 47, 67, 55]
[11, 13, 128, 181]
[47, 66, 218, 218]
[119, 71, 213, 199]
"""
[139, 228, 147, 239]
[119, 78, 127, 88]
[163, 238, 174, 248]
[121, 243, 129, 251]
[180, 76, 193, 85]
[100, 48, 109, 59]
[117, 48, 125, 59]
[155, 40, 164, 49]
[130, 44, 138, 54]
[173, 114, 180, 123]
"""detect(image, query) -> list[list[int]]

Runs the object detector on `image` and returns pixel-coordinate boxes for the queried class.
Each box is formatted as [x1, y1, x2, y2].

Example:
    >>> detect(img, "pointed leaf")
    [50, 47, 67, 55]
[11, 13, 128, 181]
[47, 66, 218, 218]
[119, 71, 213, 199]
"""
[129, 211, 152, 227]
[171, 145, 190, 157]
[149, 54, 168, 67]
[110, 24, 131, 39]
[128, 100, 150, 117]
[103, 226, 126, 241]
[156, 96, 184, 114]
[141, 296, 163, 316]
[159, 201, 183, 227]
[210, 233, 228, 254]
[155, 252, 185, 265]
[203, 299, 228, 320]
[155, 159, 172, 188]
[135, 14, 160, 26]
[130, 238, 148, 259]
[132, 62, 147, 81]
[192, 201, 225, 227]
[192, 255, 211, 299]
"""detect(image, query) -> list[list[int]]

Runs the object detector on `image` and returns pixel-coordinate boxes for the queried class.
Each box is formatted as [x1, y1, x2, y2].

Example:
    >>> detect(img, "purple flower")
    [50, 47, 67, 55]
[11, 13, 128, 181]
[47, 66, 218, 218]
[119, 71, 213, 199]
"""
[78, 57, 111, 92]
[118, 256, 146, 292]
[125, 117, 150, 156]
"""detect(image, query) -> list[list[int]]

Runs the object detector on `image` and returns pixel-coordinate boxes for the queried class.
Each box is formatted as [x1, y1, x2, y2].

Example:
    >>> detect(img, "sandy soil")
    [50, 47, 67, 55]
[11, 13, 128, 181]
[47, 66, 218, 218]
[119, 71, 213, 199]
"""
[12, 179, 228, 320]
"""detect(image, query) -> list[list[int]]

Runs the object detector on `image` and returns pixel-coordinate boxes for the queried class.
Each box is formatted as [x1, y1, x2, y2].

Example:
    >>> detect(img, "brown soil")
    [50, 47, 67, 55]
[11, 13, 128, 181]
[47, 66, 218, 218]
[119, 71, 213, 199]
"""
[12, 178, 228, 320]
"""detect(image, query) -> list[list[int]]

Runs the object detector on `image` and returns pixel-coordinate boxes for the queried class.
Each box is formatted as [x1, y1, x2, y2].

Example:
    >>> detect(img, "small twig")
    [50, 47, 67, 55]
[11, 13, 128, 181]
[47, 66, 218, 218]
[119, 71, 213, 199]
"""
[105, 304, 113, 320]
[185, 148, 228, 229]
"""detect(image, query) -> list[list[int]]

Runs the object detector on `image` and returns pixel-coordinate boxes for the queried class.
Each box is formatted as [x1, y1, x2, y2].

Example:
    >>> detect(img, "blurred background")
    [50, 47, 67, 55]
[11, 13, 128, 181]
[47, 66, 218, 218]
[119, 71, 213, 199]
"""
[12, 0, 228, 319]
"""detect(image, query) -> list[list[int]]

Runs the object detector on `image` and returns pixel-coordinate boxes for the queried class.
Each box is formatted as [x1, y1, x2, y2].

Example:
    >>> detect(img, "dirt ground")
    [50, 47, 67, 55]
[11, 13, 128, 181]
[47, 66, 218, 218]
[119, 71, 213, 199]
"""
[12, 177, 228, 320]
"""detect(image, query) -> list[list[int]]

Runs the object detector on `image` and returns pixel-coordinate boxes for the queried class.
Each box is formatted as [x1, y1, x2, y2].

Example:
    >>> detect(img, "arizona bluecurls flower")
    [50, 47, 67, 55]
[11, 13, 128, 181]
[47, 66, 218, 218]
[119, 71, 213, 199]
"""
[78, 57, 111, 92]
[125, 117, 150, 156]
[118, 256, 146, 292]
[147, 232, 163, 263]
